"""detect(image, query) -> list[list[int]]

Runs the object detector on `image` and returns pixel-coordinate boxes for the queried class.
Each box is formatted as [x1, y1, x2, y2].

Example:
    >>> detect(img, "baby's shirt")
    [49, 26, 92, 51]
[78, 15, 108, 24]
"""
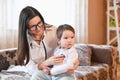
[50, 46, 78, 75]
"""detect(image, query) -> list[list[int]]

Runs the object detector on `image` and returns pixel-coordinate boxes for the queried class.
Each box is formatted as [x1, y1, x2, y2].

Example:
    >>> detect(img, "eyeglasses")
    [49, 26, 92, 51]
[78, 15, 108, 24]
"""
[28, 21, 43, 31]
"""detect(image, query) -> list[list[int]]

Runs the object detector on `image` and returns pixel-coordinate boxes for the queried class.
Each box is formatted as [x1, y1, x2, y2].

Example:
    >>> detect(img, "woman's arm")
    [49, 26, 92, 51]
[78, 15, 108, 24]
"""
[38, 55, 64, 70]
[25, 59, 39, 75]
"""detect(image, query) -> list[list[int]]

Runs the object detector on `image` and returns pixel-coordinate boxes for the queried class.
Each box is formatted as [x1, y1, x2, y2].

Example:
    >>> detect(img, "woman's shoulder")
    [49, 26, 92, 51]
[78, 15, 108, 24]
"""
[43, 24, 58, 57]
[44, 24, 57, 47]
[45, 23, 57, 32]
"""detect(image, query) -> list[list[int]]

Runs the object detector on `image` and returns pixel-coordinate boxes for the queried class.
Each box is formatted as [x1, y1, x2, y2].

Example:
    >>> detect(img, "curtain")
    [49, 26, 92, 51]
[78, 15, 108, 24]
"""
[0, 0, 18, 49]
[75, 0, 88, 43]
[0, 0, 88, 49]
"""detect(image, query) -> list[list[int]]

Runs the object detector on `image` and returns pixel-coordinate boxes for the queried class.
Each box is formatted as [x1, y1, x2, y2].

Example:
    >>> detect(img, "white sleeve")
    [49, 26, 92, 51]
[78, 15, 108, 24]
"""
[50, 63, 72, 75]
[6, 60, 38, 75]
[25, 59, 38, 75]
[50, 48, 78, 75]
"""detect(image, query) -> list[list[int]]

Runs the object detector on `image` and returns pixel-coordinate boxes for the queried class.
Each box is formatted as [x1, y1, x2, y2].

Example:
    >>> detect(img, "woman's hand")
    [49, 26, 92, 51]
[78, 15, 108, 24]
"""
[45, 55, 64, 65]
[66, 59, 79, 74]
[38, 55, 64, 69]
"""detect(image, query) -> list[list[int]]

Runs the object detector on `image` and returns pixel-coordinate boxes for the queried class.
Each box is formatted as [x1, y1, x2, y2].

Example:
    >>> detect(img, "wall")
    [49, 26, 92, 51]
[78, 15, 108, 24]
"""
[88, 0, 107, 44]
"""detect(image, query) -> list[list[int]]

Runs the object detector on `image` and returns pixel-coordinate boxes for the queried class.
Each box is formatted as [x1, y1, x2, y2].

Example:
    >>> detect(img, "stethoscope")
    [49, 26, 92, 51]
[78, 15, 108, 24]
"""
[30, 35, 47, 60]
[41, 40, 47, 60]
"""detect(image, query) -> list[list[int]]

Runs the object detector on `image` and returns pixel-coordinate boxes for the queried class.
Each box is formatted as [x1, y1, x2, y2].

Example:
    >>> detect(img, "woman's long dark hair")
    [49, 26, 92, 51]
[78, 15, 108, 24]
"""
[17, 6, 45, 65]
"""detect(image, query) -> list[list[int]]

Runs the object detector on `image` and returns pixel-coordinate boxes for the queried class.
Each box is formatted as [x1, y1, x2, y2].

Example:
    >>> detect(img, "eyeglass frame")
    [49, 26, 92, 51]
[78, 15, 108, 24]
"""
[28, 21, 43, 31]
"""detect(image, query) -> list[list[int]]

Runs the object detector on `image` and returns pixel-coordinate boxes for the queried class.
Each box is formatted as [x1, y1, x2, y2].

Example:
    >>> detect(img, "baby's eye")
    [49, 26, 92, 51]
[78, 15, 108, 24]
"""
[71, 37, 74, 38]
[64, 37, 68, 39]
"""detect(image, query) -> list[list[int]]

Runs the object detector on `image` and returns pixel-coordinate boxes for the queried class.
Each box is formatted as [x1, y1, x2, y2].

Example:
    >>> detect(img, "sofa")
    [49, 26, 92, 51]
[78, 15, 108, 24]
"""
[0, 44, 118, 80]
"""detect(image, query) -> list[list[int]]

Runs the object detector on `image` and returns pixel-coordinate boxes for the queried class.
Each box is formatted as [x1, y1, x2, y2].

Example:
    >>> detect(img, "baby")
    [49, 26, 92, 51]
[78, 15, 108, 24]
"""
[43, 24, 78, 80]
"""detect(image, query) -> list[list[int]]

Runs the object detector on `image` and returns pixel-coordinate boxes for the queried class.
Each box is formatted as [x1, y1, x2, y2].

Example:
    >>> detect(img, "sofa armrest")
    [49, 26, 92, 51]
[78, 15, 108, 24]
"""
[89, 44, 118, 80]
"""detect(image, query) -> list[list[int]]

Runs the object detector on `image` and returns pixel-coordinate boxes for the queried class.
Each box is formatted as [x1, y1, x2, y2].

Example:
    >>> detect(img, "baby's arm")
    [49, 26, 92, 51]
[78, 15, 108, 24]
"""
[50, 49, 78, 75]
[50, 62, 73, 75]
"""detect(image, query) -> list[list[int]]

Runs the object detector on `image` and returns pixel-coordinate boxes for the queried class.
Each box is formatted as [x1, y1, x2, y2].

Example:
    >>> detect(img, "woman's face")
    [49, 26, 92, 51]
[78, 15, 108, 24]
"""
[28, 16, 44, 38]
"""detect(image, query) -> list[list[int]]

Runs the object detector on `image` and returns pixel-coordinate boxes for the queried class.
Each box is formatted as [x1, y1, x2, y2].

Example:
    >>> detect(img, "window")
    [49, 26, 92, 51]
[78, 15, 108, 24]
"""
[0, 0, 88, 49]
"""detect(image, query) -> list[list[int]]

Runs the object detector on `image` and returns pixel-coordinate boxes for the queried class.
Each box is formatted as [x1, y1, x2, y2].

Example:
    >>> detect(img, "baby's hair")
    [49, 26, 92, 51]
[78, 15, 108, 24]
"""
[56, 24, 75, 39]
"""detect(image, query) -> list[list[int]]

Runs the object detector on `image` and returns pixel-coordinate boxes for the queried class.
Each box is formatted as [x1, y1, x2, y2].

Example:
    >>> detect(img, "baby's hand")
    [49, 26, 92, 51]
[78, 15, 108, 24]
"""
[43, 66, 50, 75]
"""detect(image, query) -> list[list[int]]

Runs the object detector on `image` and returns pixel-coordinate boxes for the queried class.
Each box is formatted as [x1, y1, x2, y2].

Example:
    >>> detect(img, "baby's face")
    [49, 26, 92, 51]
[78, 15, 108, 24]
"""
[59, 30, 75, 49]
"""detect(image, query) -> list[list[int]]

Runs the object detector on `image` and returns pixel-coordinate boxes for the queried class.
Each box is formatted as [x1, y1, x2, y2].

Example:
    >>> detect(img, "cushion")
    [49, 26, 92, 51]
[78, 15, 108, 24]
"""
[0, 49, 17, 71]
[75, 64, 109, 80]
[74, 44, 92, 66]
[88, 45, 113, 65]
[0, 71, 31, 80]
[0, 55, 9, 71]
